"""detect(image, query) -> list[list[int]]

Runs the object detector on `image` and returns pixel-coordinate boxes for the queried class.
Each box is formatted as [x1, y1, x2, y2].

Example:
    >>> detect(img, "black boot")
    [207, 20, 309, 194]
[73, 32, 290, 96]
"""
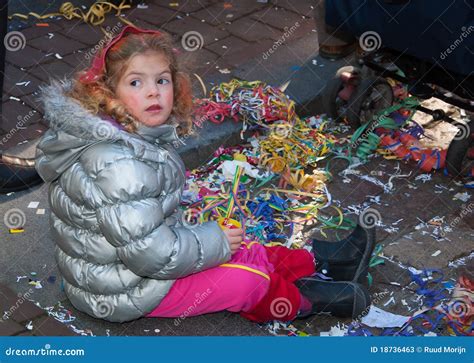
[295, 277, 371, 319]
[311, 224, 376, 284]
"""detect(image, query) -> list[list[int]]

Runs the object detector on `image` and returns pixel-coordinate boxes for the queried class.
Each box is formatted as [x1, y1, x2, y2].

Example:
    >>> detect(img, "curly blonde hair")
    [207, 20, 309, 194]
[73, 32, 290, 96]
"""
[68, 31, 193, 136]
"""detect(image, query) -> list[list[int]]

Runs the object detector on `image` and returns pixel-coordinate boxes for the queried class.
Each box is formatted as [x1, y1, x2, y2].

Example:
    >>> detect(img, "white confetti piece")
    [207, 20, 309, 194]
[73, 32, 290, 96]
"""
[36, 209, 46, 215]
[55, 53, 63, 59]
[28, 201, 39, 208]
[15, 81, 31, 86]
[415, 174, 431, 183]
[453, 192, 470, 202]
[383, 296, 395, 306]
[361, 306, 410, 328]
[431, 250, 441, 257]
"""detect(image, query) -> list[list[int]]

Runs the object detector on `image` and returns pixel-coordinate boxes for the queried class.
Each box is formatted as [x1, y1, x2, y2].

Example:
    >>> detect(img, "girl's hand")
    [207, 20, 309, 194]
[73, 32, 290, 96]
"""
[223, 228, 243, 255]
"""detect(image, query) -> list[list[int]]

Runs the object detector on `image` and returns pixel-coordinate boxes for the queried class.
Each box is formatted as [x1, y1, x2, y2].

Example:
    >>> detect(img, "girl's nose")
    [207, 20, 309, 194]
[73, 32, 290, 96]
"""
[147, 83, 160, 97]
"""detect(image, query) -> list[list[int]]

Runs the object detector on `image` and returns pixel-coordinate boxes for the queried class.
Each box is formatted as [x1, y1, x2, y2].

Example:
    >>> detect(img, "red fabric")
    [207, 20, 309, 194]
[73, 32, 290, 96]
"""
[80, 25, 163, 83]
[240, 246, 315, 322]
[265, 246, 316, 282]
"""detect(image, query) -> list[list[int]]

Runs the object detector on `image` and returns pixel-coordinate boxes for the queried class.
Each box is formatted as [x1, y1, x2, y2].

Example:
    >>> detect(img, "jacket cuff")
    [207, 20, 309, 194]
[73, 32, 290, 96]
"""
[177, 220, 231, 272]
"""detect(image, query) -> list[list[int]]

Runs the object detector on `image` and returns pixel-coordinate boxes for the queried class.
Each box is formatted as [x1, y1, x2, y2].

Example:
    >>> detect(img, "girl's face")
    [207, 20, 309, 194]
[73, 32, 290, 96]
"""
[115, 50, 174, 127]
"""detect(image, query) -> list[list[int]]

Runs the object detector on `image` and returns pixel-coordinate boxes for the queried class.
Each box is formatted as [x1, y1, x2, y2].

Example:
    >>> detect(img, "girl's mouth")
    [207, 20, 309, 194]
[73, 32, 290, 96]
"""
[146, 104, 162, 112]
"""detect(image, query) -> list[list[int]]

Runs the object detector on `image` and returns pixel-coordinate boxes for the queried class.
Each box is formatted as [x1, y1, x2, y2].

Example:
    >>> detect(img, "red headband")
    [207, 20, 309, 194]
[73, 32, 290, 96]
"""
[80, 25, 163, 84]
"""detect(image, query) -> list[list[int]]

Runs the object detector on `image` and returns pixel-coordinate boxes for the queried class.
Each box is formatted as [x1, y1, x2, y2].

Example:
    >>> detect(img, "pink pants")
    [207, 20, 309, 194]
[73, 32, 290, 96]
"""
[146, 242, 315, 321]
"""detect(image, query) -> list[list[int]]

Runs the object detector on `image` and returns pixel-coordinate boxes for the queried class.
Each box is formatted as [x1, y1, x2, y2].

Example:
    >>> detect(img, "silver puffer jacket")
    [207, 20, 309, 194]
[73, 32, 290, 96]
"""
[35, 80, 230, 322]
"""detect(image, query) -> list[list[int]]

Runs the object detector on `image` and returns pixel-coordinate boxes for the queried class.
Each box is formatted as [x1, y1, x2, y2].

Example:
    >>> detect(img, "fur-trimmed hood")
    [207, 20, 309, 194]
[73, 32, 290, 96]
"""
[36, 79, 181, 182]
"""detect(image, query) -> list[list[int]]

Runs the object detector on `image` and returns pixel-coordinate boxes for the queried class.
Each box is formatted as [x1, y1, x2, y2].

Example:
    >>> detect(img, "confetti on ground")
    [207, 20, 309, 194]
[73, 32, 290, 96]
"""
[28, 201, 39, 208]
[453, 192, 470, 202]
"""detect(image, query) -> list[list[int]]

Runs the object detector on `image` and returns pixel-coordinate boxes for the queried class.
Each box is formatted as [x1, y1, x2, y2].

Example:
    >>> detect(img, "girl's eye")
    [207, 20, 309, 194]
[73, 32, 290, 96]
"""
[157, 78, 170, 85]
[130, 80, 141, 87]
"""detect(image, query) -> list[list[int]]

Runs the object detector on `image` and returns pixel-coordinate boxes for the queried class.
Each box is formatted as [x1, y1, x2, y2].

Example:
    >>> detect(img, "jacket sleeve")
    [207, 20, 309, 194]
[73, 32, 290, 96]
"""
[93, 157, 231, 279]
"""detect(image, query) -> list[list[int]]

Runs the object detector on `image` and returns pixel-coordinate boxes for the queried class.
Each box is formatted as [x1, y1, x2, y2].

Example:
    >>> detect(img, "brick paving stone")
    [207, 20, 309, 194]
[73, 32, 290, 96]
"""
[1, 101, 42, 135]
[5, 46, 49, 69]
[0, 285, 45, 323]
[163, 16, 228, 46]
[50, 15, 121, 33]
[124, 17, 163, 32]
[2, 91, 10, 104]
[224, 17, 281, 42]
[21, 94, 44, 115]
[2, 64, 43, 97]
[220, 39, 276, 68]
[150, 0, 216, 14]
[273, 0, 316, 18]
[191, 0, 267, 25]
[191, 0, 269, 26]
[0, 123, 47, 151]
[27, 61, 75, 83]
[282, 17, 316, 40]
[180, 48, 220, 72]
[251, 6, 305, 31]
[61, 18, 125, 45]
[20, 22, 62, 41]
[63, 22, 105, 46]
[130, 2, 181, 27]
[28, 32, 88, 57]
[0, 320, 26, 336]
[190, 5, 235, 26]
[32, 316, 77, 336]
[61, 50, 90, 71]
[205, 36, 249, 56]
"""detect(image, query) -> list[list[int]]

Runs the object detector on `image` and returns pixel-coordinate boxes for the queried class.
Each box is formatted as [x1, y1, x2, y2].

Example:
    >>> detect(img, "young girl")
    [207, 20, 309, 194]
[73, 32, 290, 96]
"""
[36, 26, 373, 324]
